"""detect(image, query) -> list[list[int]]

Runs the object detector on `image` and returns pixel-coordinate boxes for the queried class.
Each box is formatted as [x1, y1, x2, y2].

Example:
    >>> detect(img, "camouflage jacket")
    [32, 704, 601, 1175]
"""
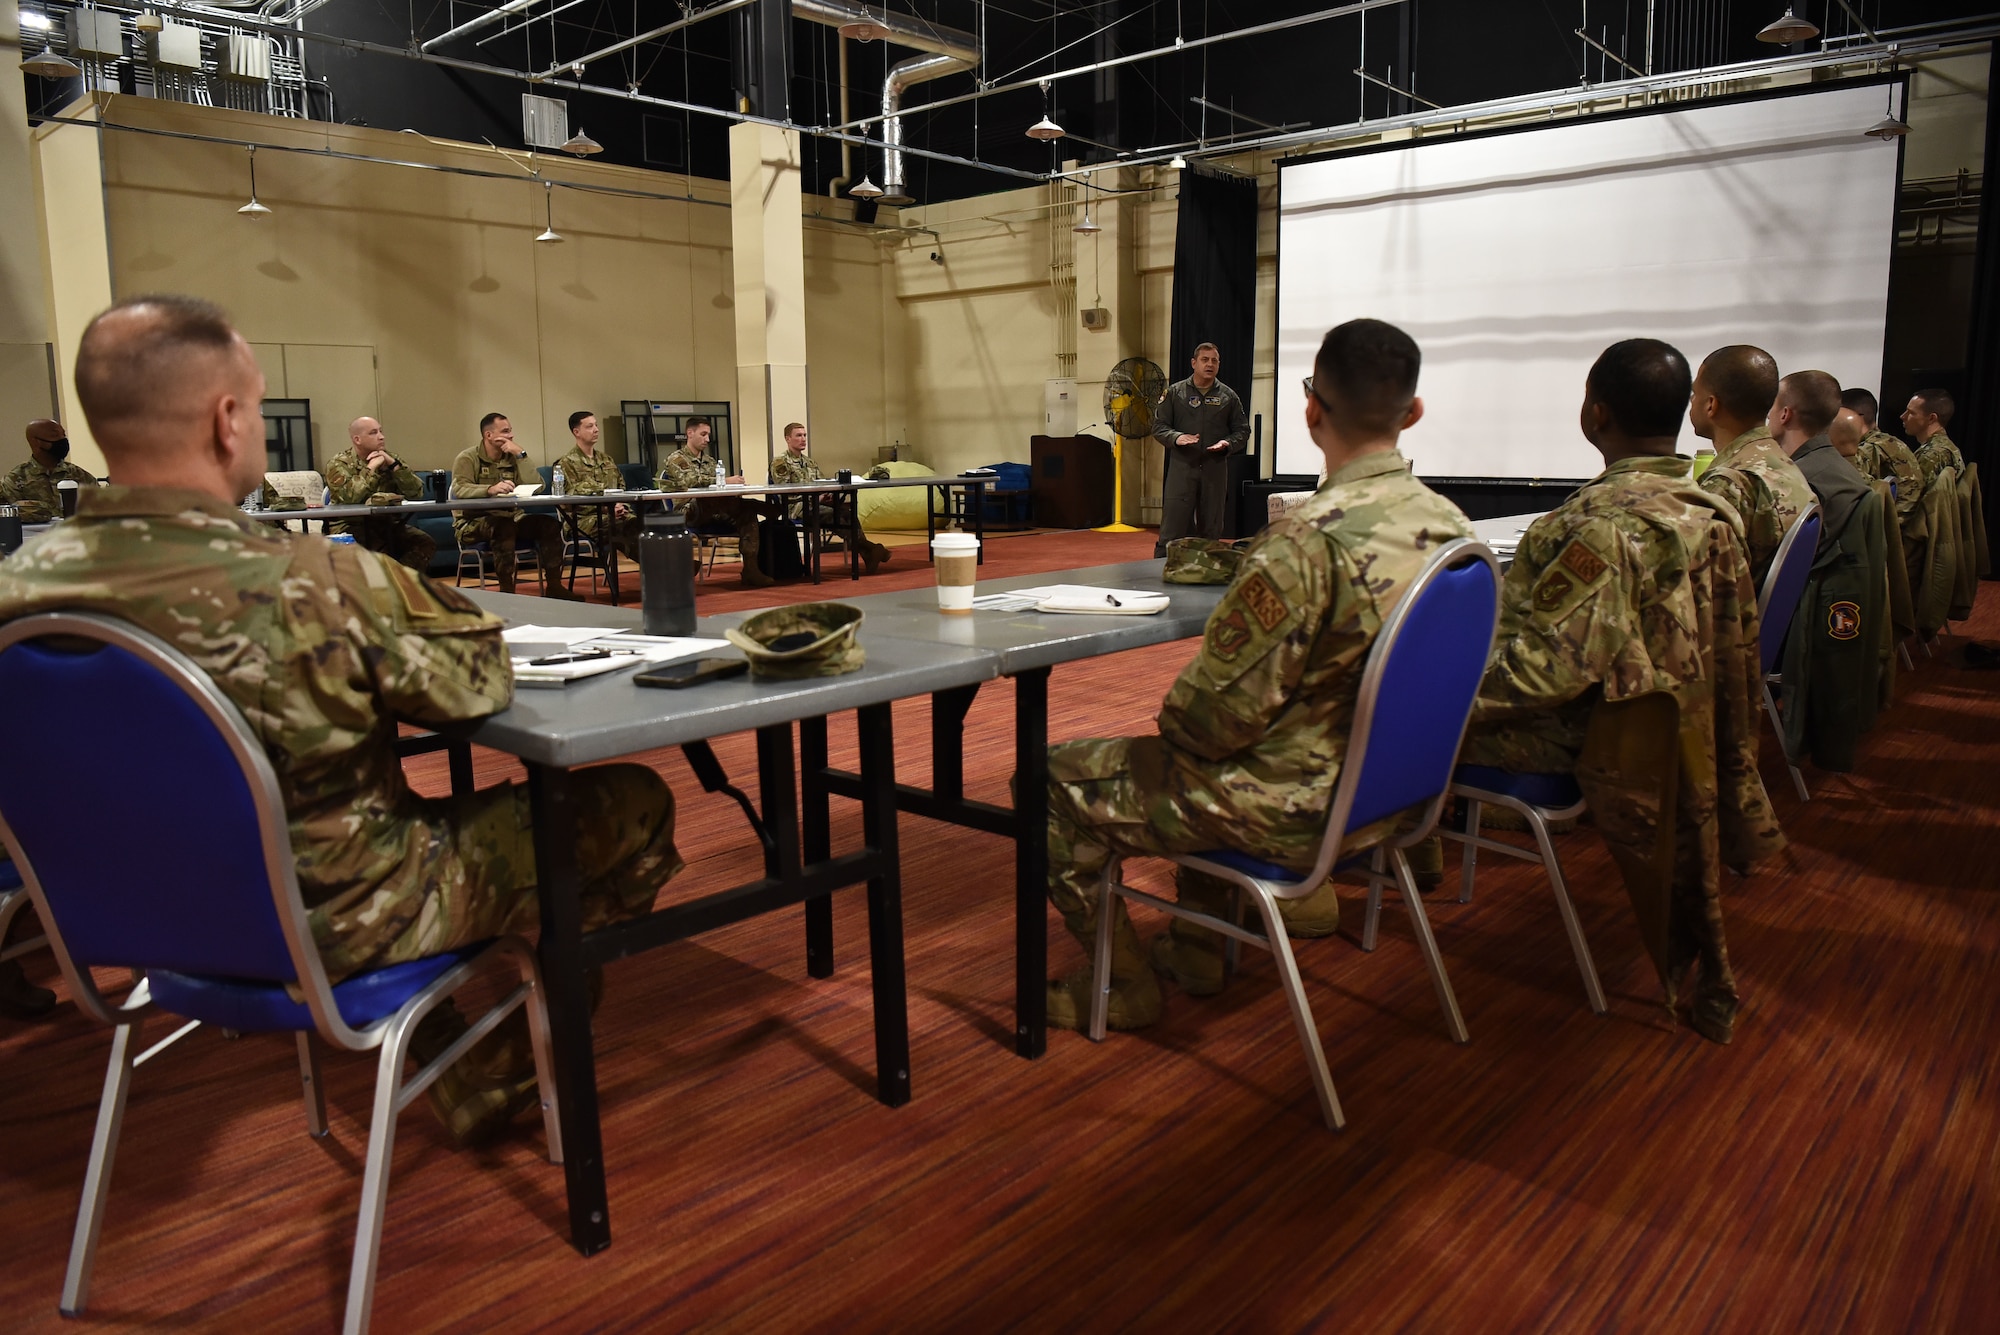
[1698, 425, 1815, 583]
[659, 444, 720, 492]
[450, 443, 530, 530]
[1856, 430, 1923, 519]
[324, 445, 425, 536]
[1914, 429, 1964, 494]
[552, 445, 625, 497]
[771, 451, 826, 485]
[0, 457, 98, 524]
[0, 486, 511, 968]
[1474, 454, 1781, 868]
[1153, 449, 1471, 846]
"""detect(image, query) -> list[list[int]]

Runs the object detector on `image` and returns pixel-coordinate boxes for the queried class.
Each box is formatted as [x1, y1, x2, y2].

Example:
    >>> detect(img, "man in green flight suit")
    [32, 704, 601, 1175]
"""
[1901, 387, 1964, 493]
[1044, 318, 1473, 1031]
[322, 415, 436, 572]
[1, 418, 98, 521]
[1459, 338, 1783, 1044]
[1150, 342, 1251, 557]
[451, 413, 577, 599]
[1689, 344, 1815, 583]
[770, 422, 892, 573]
[552, 410, 639, 563]
[0, 295, 683, 1142]
[658, 415, 778, 588]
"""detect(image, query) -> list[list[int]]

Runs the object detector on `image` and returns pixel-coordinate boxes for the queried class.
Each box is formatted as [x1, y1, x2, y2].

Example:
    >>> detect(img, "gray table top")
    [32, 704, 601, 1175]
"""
[703, 560, 1223, 676]
[453, 589, 1000, 767]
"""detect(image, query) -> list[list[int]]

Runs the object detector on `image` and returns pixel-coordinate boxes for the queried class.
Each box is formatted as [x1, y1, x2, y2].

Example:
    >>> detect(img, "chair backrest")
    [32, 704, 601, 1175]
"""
[619, 462, 655, 491]
[1304, 539, 1501, 882]
[1757, 503, 1822, 675]
[0, 613, 350, 1038]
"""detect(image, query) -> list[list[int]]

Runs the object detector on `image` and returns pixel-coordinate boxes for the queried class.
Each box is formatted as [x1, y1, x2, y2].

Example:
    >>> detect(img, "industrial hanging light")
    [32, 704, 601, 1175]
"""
[1027, 81, 1064, 140]
[838, 13, 888, 41]
[20, 44, 82, 79]
[1168, 154, 1188, 170]
[237, 146, 272, 218]
[1072, 209, 1101, 235]
[848, 175, 885, 200]
[1865, 81, 1910, 139]
[535, 180, 564, 243]
[1756, 6, 1819, 44]
[560, 127, 603, 156]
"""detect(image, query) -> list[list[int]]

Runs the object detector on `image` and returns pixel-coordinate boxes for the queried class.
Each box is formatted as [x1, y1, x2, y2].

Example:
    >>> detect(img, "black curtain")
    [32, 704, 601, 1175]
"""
[1168, 167, 1260, 536]
[1963, 49, 2000, 563]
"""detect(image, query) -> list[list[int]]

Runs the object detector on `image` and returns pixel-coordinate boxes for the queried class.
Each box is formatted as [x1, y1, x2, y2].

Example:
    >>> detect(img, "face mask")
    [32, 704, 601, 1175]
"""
[43, 438, 69, 463]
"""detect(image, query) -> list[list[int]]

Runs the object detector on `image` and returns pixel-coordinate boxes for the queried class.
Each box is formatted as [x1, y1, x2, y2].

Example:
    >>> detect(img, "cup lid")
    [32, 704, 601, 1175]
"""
[931, 531, 980, 548]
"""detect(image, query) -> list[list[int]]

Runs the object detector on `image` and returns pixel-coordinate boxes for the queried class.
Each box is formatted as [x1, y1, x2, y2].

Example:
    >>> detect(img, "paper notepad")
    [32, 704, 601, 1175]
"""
[1031, 585, 1171, 615]
[508, 630, 732, 686]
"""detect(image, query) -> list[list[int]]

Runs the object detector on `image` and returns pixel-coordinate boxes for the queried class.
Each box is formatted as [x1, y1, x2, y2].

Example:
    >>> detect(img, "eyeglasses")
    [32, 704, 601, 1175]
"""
[1302, 376, 1336, 412]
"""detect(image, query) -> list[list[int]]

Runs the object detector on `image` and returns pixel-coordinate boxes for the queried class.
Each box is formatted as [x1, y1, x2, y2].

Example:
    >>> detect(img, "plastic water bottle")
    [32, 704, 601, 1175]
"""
[714, 458, 725, 487]
[639, 512, 696, 636]
[552, 465, 566, 497]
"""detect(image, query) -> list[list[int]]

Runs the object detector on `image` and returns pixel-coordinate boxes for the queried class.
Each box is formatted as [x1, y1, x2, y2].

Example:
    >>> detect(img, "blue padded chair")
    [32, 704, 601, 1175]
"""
[1756, 503, 1823, 802]
[0, 856, 49, 968]
[0, 612, 561, 1335]
[1090, 540, 1502, 1131]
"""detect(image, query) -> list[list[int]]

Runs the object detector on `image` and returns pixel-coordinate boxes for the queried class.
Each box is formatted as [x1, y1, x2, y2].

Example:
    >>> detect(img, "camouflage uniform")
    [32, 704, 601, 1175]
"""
[659, 443, 774, 582]
[0, 486, 681, 982]
[0, 457, 98, 523]
[553, 445, 639, 562]
[1913, 429, 1964, 494]
[450, 445, 566, 593]
[323, 445, 436, 573]
[1697, 425, 1815, 583]
[1461, 454, 1783, 1031]
[1855, 429, 1924, 522]
[771, 450, 888, 569]
[1048, 451, 1472, 957]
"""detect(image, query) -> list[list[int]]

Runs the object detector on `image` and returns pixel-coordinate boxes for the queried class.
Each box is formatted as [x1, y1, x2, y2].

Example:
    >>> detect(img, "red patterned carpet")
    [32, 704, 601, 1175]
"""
[1, 530, 1995, 1334]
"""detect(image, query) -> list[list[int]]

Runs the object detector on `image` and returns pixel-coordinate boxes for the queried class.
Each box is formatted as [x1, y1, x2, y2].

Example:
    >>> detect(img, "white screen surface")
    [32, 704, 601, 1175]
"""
[1275, 83, 1902, 479]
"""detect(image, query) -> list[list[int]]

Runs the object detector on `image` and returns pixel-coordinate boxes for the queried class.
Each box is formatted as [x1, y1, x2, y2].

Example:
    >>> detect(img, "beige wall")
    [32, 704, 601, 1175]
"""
[0, 0, 53, 477]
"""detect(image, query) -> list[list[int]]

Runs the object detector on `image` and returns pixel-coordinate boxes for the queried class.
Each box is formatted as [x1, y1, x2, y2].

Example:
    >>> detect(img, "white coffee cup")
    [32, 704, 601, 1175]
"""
[55, 479, 79, 518]
[931, 531, 981, 612]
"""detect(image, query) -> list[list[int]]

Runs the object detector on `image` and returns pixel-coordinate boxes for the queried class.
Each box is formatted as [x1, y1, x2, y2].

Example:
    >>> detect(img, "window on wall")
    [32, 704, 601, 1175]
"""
[642, 113, 686, 171]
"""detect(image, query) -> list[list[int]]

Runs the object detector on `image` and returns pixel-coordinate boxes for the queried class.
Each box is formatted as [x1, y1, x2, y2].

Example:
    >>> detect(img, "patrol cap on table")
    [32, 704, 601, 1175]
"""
[1163, 537, 1247, 585]
[724, 602, 866, 679]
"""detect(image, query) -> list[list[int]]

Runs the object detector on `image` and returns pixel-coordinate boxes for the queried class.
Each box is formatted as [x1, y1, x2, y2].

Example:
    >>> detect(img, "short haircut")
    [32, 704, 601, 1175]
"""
[1914, 387, 1955, 425]
[1588, 339, 1694, 438]
[783, 421, 806, 436]
[1312, 319, 1420, 435]
[1778, 370, 1842, 436]
[478, 411, 509, 434]
[568, 410, 595, 432]
[1840, 387, 1879, 422]
[685, 415, 712, 432]
[1191, 342, 1219, 357]
[1698, 345, 1780, 422]
[75, 294, 239, 435]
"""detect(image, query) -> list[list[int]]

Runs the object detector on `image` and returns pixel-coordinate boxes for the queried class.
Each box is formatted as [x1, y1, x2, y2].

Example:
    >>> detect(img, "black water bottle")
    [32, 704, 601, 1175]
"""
[0, 504, 21, 557]
[639, 512, 696, 636]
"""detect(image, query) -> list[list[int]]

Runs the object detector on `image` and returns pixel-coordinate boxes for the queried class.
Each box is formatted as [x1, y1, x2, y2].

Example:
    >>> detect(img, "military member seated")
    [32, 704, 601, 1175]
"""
[1828, 408, 1866, 467]
[1841, 388, 1923, 520]
[1772, 371, 1871, 543]
[658, 415, 779, 588]
[0, 295, 682, 1143]
[770, 422, 892, 573]
[1901, 387, 1964, 493]
[1689, 344, 1815, 583]
[1459, 338, 1783, 1045]
[2, 418, 98, 522]
[322, 415, 436, 572]
[1043, 318, 1473, 1032]
[553, 410, 639, 563]
[451, 412, 578, 599]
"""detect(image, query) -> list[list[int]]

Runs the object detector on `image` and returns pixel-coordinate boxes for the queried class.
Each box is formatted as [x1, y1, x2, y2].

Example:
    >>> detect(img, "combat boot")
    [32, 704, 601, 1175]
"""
[1149, 871, 1233, 997]
[737, 526, 775, 588]
[541, 581, 584, 601]
[408, 1000, 539, 1148]
[0, 958, 56, 1020]
[1276, 880, 1343, 937]
[861, 541, 892, 575]
[1687, 966, 1737, 1045]
[1406, 836, 1444, 892]
[1046, 903, 1162, 1032]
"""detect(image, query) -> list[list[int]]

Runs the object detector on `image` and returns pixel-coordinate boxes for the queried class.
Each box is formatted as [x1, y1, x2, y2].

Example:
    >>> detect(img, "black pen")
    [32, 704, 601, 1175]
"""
[527, 650, 614, 666]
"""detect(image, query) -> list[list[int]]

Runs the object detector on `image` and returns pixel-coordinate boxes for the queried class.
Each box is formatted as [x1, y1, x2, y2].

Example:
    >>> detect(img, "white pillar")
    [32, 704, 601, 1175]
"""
[728, 121, 808, 482]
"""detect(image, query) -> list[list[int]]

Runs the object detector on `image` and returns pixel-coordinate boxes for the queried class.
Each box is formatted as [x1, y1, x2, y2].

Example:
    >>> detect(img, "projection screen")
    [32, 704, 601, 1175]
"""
[1274, 81, 1904, 480]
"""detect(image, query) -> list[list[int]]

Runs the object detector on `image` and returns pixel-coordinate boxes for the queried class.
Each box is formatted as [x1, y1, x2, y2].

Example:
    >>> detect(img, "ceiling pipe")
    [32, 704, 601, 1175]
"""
[420, 0, 547, 54]
[535, 0, 756, 79]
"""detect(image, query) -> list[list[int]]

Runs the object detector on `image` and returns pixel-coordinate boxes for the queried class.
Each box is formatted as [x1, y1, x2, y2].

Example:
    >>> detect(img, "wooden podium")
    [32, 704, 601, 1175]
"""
[1029, 434, 1114, 529]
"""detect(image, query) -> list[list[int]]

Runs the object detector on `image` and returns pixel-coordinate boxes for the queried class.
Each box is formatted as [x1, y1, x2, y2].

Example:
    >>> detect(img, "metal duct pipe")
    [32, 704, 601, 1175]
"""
[421, 0, 545, 53]
[792, 1, 977, 204]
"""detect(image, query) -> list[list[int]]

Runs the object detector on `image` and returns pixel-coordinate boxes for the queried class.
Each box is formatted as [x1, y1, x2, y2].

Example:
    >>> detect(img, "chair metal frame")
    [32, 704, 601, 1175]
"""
[0, 612, 561, 1335]
[1089, 540, 1502, 1132]
[1756, 502, 1824, 803]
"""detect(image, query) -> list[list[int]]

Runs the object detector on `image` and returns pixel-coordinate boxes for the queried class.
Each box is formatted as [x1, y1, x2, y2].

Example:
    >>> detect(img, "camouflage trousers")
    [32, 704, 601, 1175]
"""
[1047, 735, 1317, 934]
[336, 517, 437, 574]
[311, 764, 681, 982]
[571, 507, 641, 563]
[452, 512, 565, 590]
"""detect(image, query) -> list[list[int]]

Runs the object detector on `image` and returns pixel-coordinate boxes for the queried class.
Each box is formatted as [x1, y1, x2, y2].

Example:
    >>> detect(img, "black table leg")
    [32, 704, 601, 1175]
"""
[857, 701, 911, 1107]
[756, 724, 801, 881]
[972, 481, 987, 563]
[931, 684, 979, 804]
[1013, 669, 1050, 1059]
[447, 739, 475, 796]
[525, 763, 611, 1255]
[799, 715, 834, 978]
[606, 531, 621, 605]
[806, 496, 822, 585]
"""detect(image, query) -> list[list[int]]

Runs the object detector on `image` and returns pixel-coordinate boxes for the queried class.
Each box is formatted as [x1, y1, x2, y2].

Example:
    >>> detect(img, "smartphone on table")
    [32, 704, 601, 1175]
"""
[634, 657, 749, 689]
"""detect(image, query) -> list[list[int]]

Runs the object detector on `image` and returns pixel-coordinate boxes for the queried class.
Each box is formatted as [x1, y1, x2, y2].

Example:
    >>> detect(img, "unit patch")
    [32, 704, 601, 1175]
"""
[1533, 571, 1576, 614]
[1530, 535, 1614, 625]
[1827, 600, 1861, 640]
[1212, 609, 1252, 660]
[1239, 572, 1290, 631]
[1558, 539, 1608, 584]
